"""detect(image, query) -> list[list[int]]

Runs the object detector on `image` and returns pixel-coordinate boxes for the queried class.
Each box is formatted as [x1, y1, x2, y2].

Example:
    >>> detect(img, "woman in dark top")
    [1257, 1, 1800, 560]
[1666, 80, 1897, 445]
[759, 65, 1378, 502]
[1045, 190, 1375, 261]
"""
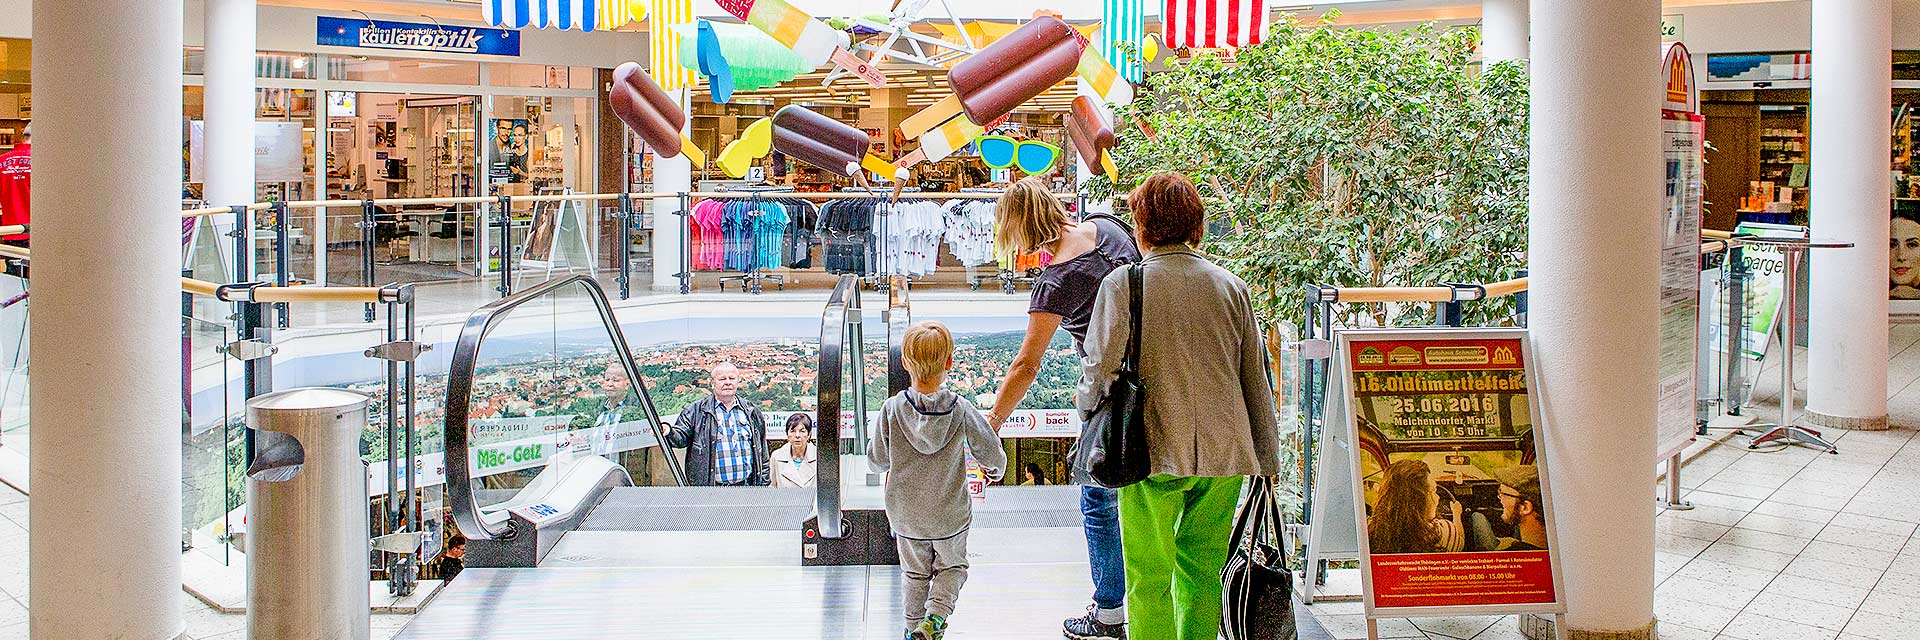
[984, 176, 1139, 640]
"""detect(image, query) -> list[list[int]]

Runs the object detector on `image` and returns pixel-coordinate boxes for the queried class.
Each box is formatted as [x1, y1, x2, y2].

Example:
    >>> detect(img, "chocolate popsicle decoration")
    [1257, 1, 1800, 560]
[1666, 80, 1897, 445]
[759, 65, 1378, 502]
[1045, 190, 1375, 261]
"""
[898, 15, 1087, 140]
[609, 62, 706, 166]
[1067, 95, 1119, 177]
[770, 105, 901, 179]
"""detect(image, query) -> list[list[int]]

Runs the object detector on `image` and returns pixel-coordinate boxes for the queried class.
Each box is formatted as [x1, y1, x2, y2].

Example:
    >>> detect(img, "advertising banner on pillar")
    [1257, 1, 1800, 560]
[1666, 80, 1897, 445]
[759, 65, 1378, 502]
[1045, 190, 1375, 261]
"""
[1337, 328, 1566, 618]
[1658, 110, 1704, 461]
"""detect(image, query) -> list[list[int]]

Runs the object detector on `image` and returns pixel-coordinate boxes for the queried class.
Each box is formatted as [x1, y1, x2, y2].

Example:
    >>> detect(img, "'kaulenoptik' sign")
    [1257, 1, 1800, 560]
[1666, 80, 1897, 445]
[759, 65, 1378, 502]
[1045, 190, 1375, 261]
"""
[316, 16, 520, 57]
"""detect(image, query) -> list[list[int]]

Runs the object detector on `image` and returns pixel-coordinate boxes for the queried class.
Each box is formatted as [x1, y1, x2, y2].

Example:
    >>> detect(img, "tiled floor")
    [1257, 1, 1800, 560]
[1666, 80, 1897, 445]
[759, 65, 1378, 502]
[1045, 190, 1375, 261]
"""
[5, 327, 1920, 639]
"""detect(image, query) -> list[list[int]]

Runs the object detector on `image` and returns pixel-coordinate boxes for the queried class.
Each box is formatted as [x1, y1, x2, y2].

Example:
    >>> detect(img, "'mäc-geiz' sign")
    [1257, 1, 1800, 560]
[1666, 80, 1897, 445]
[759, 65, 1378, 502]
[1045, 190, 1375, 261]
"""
[316, 16, 521, 57]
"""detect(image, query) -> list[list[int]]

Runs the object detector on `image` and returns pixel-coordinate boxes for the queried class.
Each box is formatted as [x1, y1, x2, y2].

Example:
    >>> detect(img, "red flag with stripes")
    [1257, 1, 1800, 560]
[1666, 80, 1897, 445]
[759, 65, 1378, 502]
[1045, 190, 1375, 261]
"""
[1163, 0, 1269, 50]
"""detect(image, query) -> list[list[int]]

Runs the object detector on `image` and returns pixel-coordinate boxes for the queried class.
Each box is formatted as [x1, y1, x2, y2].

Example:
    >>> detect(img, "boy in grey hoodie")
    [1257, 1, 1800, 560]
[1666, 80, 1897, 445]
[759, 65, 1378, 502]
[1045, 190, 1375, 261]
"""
[870, 321, 1007, 640]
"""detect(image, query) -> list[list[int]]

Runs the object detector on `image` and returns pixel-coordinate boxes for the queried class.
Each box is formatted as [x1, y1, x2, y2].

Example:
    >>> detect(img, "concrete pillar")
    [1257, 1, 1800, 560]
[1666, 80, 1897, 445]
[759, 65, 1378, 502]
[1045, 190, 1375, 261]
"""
[30, 0, 186, 638]
[1524, 0, 1660, 638]
[1806, 0, 1892, 431]
[1482, 0, 1528, 64]
[650, 92, 692, 291]
[204, 0, 257, 278]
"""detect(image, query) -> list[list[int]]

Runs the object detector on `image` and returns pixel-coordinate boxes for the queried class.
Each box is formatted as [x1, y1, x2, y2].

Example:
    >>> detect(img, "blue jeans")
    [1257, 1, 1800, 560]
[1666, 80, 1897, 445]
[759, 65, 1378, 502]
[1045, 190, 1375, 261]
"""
[1082, 485, 1126, 610]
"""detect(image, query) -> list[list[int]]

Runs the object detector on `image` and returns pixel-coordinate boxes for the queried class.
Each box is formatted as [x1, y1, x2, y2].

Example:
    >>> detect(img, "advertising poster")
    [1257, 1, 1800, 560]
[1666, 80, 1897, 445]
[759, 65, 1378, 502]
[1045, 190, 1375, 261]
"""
[1726, 222, 1806, 358]
[489, 118, 530, 184]
[1658, 111, 1704, 460]
[1340, 329, 1564, 616]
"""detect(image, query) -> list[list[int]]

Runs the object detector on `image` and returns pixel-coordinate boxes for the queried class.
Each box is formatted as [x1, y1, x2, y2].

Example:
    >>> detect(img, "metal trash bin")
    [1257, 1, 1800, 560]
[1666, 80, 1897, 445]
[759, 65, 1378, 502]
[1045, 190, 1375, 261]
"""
[246, 388, 373, 640]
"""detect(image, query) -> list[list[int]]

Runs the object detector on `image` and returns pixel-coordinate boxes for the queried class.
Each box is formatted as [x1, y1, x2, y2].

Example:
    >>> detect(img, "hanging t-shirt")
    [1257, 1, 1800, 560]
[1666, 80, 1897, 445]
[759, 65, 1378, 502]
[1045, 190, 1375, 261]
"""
[754, 201, 790, 271]
[943, 200, 997, 267]
[784, 199, 819, 269]
[694, 200, 728, 270]
[1027, 216, 1140, 352]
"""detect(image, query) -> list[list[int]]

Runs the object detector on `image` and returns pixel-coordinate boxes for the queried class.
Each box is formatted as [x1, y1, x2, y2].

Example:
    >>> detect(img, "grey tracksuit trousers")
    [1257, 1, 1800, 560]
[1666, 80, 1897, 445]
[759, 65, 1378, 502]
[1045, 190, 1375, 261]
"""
[897, 529, 970, 624]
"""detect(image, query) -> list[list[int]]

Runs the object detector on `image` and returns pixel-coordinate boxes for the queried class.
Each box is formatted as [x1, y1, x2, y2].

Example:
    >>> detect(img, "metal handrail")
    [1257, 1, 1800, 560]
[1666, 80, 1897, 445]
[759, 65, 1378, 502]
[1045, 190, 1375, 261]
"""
[442, 275, 684, 542]
[813, 274, 857, 540]
[181, 191, 1076, 218]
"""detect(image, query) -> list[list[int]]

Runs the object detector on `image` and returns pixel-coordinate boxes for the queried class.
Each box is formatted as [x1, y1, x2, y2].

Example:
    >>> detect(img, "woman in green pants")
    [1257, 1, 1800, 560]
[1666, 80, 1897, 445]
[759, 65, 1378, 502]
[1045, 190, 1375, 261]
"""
[1076, 172, 1282, 640]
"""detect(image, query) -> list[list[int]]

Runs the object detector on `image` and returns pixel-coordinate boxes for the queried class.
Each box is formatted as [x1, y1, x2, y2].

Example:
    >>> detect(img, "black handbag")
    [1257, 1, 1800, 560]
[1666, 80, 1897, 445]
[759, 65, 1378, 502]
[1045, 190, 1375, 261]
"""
[1222, 476, 1297, 640]
[1083, 262, 1151, 489]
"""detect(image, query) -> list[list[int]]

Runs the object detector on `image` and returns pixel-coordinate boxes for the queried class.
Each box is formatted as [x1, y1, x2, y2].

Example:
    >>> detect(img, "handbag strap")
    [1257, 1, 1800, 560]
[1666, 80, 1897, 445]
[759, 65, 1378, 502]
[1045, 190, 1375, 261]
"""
[1123, 262, 1143, 374]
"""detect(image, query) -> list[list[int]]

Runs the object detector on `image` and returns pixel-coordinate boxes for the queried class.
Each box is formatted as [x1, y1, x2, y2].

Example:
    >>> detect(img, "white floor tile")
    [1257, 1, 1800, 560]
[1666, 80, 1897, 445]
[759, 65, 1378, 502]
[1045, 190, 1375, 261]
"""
[1696, 542, 1798, 573]
[1794, 541, 1898, 570]
[1840, 611, 1920, 640]
[1719, 612, 1840, 640]
[1718, 528, 1816, 555]
[1749, 500, 1838, 525]
[1759, 574, 1871, 609]
[1741, 592, 1860, 631]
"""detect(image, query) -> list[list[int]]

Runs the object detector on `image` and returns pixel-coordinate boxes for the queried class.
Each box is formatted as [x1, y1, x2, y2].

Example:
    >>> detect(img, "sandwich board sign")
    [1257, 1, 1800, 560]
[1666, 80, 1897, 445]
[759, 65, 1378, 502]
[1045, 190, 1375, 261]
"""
[1334, 328, 1568, 639]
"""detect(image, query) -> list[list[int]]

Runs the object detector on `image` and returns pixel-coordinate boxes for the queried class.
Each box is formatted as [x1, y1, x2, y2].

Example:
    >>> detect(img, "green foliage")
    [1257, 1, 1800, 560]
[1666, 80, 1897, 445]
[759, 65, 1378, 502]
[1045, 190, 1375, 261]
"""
[1096, 18, 1530, 328]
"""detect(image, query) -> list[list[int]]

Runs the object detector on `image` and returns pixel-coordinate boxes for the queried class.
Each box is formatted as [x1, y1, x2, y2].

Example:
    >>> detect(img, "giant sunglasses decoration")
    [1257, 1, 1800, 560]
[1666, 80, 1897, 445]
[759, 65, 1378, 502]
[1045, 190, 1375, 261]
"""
[974, 135, 1062, 175]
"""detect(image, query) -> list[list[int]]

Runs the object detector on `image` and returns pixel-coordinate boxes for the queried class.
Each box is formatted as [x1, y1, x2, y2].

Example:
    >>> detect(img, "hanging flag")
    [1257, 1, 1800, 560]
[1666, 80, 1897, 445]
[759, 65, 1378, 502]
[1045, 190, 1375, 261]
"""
[1163, 0, 1269, 50]
[484, 0, 532, 28]
[1102, 0, 1144, 84]
[651, 0, 697, 91]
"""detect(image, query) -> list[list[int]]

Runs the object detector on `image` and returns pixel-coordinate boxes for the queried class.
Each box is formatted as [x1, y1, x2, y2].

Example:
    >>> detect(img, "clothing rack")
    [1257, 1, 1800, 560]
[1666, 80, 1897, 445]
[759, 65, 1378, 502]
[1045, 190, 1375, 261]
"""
[957, 187, 1032, 293]
[719, 186, 793, 294]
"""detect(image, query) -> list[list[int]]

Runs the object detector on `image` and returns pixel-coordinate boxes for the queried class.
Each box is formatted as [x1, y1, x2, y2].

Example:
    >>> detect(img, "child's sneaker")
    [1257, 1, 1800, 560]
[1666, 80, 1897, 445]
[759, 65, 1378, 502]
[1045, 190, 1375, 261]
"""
[910, 614, 948, 640]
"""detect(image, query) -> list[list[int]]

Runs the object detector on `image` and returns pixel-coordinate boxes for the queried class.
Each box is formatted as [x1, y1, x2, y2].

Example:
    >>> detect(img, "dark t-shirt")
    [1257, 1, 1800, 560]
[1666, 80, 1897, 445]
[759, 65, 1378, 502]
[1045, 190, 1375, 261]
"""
[1029, 216, 1141, 352]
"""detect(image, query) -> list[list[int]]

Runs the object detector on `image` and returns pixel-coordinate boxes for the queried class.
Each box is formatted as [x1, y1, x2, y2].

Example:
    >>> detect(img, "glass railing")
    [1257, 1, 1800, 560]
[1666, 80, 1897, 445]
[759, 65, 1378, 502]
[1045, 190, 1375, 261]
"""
[0, 274, 28, 454]
[181, 312, 239, 565]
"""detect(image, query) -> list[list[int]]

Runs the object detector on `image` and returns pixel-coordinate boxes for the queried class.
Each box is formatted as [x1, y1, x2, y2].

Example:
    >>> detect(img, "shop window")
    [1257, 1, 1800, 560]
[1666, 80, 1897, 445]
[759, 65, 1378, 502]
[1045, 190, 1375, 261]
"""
[332, 55, 480, 85]
[182, 48, 317, 80]
[485, 63, 595, 89]
[1705, 52, 1811, 83]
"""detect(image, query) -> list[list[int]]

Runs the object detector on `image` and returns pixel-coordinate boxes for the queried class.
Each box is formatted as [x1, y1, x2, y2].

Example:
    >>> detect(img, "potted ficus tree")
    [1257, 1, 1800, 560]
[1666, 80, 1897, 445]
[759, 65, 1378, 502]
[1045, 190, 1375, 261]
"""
[1088, 15, 1531, 501]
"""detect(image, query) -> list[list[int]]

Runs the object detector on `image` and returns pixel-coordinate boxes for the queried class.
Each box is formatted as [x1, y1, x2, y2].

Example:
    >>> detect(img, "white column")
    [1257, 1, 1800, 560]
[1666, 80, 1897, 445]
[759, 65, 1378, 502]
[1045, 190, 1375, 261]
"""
[649, 92, 692, 291]
[1806, 0, 1892, 431]
[31, 0, 185, 638]
[1526, 1, 1660, 638]
[1482, 0, 1529, 64]
[204, 0, 257, 279]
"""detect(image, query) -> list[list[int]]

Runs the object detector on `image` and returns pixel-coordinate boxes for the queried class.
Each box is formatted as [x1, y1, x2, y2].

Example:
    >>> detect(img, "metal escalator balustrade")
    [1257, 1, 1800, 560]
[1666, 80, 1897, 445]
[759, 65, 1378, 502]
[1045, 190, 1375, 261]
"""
[442, 275, 684, 567]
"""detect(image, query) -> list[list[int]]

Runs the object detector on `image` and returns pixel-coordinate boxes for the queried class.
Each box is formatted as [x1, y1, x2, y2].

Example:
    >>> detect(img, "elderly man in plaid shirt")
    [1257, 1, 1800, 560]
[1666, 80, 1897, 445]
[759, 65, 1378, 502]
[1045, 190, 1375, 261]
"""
[665, 362, 771, 486]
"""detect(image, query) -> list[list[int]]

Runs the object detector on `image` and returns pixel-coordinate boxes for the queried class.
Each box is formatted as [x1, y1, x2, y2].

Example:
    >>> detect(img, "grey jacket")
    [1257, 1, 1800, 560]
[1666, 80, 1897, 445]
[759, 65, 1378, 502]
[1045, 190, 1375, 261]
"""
[868, 389, 1007, 540]
[1076, 246, 1281, 478]
[666, 396, 771, 486]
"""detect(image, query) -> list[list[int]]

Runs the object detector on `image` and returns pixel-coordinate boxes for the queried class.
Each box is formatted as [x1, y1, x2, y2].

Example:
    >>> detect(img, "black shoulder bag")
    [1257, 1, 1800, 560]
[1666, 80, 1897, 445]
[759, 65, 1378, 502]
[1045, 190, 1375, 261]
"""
[1084, 262, 1151, 489]
[1221, 475, 1297, 640]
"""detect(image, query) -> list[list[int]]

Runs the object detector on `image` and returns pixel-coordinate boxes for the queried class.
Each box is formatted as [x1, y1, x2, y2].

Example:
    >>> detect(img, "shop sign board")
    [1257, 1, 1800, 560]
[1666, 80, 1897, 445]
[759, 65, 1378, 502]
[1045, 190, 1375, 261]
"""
[316, 17, 520, 57]
[1337, 328, 1566, 618]
[1661, 15, 1684, 42]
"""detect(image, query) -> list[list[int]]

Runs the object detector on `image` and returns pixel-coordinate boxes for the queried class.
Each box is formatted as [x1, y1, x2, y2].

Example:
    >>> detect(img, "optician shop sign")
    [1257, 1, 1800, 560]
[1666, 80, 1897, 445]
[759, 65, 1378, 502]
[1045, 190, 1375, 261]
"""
[316, 16, 520, 57]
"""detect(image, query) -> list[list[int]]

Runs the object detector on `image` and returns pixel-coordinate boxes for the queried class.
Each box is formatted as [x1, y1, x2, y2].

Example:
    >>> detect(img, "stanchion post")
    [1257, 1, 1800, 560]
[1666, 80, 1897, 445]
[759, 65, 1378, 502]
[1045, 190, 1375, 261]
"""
[1514, 268, 1529, 328]
[228, 205, 250, 322]
[1725, 245, 1747, 416]
[360, 200, 377, 322]
[273, 201, 291, 329]
[677, 192, 692, 295]
[495, 195, 514, 297]
[616, 193, 634, 300]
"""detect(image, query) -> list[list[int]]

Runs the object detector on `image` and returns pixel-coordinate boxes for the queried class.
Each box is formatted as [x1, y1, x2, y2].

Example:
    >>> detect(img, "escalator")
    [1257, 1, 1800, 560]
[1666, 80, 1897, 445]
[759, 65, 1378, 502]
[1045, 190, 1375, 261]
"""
[437, 274, 1078, 569]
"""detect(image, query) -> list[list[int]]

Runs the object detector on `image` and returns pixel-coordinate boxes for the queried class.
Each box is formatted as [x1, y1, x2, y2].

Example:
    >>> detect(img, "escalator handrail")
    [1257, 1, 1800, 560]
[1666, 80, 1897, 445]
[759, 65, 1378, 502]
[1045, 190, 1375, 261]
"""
[814, 275, 857, 538]
[443, 275, 686, 543]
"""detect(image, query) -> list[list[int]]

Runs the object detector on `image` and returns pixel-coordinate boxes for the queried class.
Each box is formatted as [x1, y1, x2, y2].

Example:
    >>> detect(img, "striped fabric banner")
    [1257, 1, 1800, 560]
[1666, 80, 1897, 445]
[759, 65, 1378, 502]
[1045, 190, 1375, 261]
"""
[1102, 0, 1144, 84]
[598, 0, 631, 30]
[483, 0, 532, 28]
[651, 0, 697, 91]
[1163, 0, 1269, 50]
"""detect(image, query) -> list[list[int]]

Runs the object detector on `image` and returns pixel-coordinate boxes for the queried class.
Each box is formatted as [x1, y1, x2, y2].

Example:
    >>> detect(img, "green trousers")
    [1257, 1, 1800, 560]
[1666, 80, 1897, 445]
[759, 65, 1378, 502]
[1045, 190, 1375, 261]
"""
[1119, 474, 1244, 640]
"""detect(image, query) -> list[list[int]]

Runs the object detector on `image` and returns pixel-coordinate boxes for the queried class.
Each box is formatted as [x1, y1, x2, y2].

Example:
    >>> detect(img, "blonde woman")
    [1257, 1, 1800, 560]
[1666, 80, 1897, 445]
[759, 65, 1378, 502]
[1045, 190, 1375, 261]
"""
[983, 177, 1139, 640]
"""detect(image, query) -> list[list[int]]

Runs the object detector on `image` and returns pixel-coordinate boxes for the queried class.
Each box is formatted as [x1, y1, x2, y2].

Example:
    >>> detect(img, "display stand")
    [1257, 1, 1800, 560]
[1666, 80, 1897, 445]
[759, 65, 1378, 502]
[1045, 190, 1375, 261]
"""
[518, 190, 596, 281]
[1728, 236, 1852, 453]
